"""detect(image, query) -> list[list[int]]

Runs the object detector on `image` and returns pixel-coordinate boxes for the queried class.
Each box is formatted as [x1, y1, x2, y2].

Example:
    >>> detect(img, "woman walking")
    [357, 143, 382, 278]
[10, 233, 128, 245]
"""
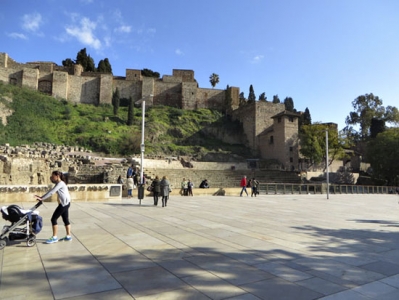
[160, 176, 170, 207]
[35, 171, 72, 244]
[151, 176, 161, 205]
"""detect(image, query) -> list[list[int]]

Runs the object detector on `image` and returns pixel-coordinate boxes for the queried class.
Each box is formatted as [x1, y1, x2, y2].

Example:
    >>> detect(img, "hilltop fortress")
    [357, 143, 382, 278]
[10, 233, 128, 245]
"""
[0, 52, 305, 171]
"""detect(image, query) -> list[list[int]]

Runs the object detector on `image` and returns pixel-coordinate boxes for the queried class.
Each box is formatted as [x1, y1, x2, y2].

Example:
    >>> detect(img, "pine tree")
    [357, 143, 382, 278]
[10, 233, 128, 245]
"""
[284, 97, 294, 112]
[258, 92, 267, 101]
[272, 95, 280, 103]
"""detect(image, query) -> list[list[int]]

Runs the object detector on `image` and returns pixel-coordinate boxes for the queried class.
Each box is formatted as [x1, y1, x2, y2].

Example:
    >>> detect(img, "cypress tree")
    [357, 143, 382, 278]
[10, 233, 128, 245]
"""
[127, 96, 134, 125]
[112, 88, 120, 116]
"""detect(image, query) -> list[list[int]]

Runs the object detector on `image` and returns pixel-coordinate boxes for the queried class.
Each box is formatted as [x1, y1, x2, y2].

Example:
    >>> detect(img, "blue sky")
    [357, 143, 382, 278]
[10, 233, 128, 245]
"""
[2, 0, 399, 130]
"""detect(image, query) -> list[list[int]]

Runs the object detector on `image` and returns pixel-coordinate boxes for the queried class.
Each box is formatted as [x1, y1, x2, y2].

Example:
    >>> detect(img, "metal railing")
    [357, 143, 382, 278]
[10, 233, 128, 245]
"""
[258, 183, 398, 195]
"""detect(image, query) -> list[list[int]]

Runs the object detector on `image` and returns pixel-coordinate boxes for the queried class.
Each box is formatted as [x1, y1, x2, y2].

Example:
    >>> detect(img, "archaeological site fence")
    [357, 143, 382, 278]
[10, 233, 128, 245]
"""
[258, 183, 398, 195]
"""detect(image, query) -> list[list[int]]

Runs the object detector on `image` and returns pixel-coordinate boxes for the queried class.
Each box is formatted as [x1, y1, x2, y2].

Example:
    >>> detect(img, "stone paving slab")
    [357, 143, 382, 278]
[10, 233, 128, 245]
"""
[1, 194, 399, 299]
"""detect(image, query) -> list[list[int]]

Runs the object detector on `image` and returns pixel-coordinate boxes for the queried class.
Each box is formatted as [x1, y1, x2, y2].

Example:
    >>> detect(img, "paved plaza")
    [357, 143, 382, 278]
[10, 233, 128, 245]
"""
[1, 193, 399, 299]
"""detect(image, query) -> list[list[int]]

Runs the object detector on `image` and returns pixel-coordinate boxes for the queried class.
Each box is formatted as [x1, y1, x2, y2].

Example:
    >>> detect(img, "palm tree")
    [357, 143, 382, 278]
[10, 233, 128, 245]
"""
[209, 73, 220, 88]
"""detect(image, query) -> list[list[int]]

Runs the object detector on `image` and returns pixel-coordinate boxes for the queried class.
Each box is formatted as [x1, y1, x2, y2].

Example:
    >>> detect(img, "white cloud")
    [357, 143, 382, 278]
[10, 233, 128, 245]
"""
[65, 17, 101, 50]
[115, 25, 131, 33]
[22, 13, 43, 32]
[251, 55, 264, 64]
[7, 32, 28, 40]
[104, 36, 111, 47]
[175, 49, 184, 55]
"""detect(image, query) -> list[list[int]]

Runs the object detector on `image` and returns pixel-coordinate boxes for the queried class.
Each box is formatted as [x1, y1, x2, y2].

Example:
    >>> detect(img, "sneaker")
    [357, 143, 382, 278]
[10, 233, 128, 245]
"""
[60, 236, 72, 242]
[46, 236, 58, 244]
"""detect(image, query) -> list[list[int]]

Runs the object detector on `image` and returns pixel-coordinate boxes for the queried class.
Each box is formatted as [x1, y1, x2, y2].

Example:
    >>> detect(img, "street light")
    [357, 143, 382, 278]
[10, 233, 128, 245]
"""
[135, 94, 153, 203]
[325, 129, 329, 200]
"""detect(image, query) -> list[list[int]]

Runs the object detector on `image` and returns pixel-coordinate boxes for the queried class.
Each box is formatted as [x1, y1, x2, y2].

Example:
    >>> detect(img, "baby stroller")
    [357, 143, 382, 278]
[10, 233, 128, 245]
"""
[0, 201, 43, 250]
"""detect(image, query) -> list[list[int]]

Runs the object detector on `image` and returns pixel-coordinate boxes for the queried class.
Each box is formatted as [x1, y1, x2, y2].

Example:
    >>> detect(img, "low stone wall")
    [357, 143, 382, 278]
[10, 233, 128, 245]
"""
[0, 184, 122, 203]
[123, 187, 243, 198]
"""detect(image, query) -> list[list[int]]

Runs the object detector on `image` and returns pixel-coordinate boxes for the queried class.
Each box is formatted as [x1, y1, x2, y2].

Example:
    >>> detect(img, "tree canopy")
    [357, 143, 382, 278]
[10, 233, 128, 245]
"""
[239, 92, 246, 106]
[76, 48, 95, 72]
[141, 68, 160, 78]
[248, 85, 256, 103]
[62, 58, 74, 67]
[61, 48, 113, 73]
[345, 93, 399, 140]
[127, 96, 134, 126]
[299, 123, 347, 169]
[272, 95, 280, 104]
[298, 107, 312, 131]
[258, 92, 267, 101]
[284, 97, 294, 112]
[112, 88, 120, 116]
[367, 128, 399, 185]
[97, 58, 112, 73]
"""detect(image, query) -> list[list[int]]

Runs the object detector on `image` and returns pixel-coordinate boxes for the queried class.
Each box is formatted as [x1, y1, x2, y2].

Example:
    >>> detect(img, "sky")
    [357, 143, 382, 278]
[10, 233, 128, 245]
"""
[1, 0, 399, 130]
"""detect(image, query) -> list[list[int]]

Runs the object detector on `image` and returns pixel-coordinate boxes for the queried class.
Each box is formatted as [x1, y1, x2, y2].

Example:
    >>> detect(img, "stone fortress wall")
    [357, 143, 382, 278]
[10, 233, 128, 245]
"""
[0, 53, 233, 111]
[0, 52, 327, 174]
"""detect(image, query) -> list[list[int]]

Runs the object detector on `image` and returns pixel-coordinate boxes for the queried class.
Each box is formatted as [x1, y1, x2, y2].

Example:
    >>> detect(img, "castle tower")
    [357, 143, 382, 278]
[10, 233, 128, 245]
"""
[74, 64, 83, 76]
[259, 110, 300, 171]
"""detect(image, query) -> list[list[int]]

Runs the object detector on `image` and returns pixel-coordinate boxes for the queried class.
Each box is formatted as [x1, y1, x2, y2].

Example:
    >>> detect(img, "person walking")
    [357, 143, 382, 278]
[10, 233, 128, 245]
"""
[35, 171, 72, 244]
[187, 179, 194, 196]
[251, 177, 259, 197]
[240, 175, 248, 197]
[126, 165, 134, 179]
[160, 176, 170, 207]
[181, 178, 188, 196]
[151, 176, 161, 205]
[126, 176, 134, 198]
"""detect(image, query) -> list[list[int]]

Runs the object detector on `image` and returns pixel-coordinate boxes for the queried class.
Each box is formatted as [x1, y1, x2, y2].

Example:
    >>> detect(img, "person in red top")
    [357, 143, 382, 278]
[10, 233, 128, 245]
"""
[240, 175, 248, 197]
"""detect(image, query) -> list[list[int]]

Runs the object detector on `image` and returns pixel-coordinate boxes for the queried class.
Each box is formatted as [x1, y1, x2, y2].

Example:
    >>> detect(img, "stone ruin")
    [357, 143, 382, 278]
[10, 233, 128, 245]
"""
[0, 143, 135, 186]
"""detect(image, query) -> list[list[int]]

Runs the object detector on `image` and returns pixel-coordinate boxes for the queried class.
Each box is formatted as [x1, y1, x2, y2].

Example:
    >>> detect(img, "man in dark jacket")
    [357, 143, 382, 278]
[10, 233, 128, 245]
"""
[199, 179, 209, 188]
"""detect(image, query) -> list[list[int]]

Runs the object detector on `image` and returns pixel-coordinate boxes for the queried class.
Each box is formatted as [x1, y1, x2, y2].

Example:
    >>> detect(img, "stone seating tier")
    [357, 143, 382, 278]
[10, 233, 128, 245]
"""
[144, 169, 301, 188]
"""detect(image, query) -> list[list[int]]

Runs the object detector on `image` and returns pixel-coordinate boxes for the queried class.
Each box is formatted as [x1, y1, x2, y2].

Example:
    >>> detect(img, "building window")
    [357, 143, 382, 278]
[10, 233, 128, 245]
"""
[278, 117, 281, 123]
[269, 136, 274, 144]
[289, 117, 294, 122]
[290, 157, 293, 162]
[289, 147, 293, 152]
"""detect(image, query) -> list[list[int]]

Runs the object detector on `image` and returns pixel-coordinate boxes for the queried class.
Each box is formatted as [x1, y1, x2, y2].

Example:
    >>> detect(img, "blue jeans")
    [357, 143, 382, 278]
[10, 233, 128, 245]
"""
[240, 186, 248, 196]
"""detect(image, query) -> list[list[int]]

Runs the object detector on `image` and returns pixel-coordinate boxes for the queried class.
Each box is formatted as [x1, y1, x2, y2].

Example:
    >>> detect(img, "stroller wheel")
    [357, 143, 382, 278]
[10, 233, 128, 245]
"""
[27, 236, 36, 247]
[0, 238, 7, 250]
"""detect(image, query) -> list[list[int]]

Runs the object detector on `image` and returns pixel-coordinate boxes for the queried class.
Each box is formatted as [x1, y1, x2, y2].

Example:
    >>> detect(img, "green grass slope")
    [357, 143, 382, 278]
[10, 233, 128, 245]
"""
[0, 82, 251, 158]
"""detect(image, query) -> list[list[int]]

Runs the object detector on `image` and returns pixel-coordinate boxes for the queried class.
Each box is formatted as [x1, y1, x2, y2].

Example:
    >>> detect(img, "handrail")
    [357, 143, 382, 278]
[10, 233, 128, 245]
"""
[258, 183, 398, 195]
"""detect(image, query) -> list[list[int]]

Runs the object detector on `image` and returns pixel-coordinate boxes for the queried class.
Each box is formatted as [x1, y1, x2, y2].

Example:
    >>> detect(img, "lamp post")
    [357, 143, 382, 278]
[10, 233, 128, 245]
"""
[325, 129, 329, 200]
[135, 94, 153, 203]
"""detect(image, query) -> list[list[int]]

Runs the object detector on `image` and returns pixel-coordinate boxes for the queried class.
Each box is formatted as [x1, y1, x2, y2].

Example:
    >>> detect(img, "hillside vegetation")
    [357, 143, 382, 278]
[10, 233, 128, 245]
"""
[0, 82, 251, 159]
